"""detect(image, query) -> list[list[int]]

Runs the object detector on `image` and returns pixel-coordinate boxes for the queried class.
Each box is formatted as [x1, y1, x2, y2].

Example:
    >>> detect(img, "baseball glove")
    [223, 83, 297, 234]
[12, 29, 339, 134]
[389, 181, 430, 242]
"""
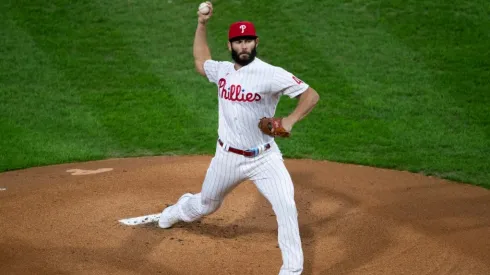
[258, 117, 291, 138]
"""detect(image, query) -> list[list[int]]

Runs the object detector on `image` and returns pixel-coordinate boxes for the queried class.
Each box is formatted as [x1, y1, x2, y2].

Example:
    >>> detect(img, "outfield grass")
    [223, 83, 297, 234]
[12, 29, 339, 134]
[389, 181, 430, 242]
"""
[0, 0, 489, 188]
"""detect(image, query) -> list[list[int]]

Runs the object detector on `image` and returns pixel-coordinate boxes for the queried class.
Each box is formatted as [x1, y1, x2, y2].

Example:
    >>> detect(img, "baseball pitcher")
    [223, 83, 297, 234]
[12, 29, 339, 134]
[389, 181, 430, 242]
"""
[158, 2, 320, 274]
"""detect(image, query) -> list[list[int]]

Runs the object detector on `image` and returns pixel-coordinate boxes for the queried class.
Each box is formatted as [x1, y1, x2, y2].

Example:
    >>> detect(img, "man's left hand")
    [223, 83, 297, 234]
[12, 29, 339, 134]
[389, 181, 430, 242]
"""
[258, 117, 294, 138]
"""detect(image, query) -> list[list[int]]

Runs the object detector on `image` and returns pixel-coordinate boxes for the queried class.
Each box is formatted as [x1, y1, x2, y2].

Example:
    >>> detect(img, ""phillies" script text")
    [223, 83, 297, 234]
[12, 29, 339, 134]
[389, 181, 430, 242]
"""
[218, 78, 262, 102]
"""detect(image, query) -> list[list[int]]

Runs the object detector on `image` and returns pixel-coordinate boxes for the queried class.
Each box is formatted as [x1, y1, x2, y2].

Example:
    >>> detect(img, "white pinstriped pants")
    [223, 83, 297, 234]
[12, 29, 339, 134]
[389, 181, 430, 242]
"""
[178, 140, 303, 275]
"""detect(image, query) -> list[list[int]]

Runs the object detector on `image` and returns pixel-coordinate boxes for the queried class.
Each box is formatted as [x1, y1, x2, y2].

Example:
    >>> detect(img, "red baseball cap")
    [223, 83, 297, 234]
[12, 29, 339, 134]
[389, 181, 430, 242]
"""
[228, 21, 258, 41]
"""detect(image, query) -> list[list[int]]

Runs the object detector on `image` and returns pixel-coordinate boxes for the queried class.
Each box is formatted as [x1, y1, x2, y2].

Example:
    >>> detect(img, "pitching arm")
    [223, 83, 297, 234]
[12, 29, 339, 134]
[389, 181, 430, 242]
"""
[193, 2, 213, 77]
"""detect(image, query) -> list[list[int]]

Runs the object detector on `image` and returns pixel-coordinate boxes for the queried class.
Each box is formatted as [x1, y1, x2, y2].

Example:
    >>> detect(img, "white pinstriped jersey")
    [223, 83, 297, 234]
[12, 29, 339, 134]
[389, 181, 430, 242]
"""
[204, 57, 309, 150]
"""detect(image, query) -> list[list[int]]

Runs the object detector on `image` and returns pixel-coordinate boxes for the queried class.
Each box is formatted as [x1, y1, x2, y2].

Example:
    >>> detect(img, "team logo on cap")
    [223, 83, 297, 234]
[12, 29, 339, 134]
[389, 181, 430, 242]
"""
[240, 25, 246, 33]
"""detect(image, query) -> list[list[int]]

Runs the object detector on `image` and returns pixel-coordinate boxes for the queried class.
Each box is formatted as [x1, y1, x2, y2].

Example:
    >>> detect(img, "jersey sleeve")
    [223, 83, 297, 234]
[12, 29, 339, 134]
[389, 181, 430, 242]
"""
[203, 60, 222, 84]
[271, 67, 310, 98]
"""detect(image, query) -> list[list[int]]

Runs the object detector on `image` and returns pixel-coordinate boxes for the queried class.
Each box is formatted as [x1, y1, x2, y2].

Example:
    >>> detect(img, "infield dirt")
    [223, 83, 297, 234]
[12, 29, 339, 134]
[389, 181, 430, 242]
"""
[1, 156, 489, 274]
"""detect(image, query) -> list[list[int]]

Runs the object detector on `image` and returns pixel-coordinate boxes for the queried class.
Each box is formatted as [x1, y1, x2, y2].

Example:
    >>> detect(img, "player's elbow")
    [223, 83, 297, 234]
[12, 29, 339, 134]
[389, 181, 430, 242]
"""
[194, 60, 206, 76]
[306, 87, 320, 105]
[312, 89, 320, 104]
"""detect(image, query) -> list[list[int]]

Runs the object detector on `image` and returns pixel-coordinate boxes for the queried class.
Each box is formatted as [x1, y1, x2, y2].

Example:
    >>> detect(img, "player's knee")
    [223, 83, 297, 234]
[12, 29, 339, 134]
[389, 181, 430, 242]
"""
[200, 196, 222, 216]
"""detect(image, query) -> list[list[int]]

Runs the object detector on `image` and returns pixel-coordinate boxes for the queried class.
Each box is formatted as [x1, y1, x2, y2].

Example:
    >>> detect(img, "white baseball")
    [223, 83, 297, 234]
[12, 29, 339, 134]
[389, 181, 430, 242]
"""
[198, 2, 210, 15]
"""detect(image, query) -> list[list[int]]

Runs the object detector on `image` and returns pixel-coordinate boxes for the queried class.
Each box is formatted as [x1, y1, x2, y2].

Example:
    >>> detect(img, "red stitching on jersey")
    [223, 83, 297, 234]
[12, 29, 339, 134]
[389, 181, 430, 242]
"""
[292, 75, 303, 84]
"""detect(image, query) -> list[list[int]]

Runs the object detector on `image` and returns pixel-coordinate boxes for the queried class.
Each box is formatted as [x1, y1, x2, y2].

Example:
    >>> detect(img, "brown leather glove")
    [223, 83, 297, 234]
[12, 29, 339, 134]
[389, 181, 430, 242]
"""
[258, 117, 291, 138]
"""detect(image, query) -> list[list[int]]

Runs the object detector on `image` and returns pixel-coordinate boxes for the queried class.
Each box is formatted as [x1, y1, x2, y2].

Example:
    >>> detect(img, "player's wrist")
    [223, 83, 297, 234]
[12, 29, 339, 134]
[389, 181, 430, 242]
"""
[284, 115, 299, 126]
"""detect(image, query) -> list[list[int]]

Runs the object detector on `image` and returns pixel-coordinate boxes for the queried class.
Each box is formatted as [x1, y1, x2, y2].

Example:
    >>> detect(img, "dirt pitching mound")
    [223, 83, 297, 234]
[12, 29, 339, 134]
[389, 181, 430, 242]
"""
[1, 156, 489, 275]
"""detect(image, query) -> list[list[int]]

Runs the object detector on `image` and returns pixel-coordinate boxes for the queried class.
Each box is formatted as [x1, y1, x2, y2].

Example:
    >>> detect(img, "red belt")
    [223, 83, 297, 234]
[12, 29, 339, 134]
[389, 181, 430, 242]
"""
[218, 139, 271, 157]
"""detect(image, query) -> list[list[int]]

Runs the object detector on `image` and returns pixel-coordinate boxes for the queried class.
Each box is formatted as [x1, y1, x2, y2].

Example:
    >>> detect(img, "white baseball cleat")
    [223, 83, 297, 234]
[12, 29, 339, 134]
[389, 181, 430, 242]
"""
[119, 213, 160, 226]
[158, 193, 193, 229]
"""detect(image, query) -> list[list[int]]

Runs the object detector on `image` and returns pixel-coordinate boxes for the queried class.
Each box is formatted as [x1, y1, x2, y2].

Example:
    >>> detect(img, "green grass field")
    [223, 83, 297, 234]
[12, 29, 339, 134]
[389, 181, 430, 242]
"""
[1, 0, 489, 188]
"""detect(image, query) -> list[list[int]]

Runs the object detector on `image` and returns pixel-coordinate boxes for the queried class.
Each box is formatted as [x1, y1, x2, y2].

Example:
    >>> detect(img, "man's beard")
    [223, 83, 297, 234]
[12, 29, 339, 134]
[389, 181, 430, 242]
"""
[231, 47, 257, 66]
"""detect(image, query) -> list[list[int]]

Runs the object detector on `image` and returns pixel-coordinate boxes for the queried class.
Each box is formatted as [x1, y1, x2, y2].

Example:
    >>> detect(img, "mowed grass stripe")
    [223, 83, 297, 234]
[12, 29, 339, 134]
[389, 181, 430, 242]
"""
[0, 0, 488, 187]
[92, 0, 221, 150]
[368, 0, 490, 135]
[6, 0, 213, 158]
[267, 0, 489, 185]
[363, 0, 490, 184]
[0, 12, 114, 171]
